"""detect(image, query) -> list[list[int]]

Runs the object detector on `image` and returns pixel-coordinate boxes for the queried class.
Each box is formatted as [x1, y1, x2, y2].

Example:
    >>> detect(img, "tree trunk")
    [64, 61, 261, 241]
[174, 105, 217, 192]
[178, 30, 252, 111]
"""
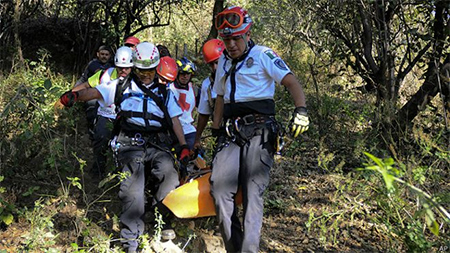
[206, 0, 224, 40]
[396, 1, 449, 130]
[13, 0, 25, 69]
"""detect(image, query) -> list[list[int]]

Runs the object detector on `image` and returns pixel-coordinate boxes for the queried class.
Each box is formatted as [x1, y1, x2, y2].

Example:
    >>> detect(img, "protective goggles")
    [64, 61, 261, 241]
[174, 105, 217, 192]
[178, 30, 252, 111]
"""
[215, 10, 244, 30]
[179, 66, 194, 74]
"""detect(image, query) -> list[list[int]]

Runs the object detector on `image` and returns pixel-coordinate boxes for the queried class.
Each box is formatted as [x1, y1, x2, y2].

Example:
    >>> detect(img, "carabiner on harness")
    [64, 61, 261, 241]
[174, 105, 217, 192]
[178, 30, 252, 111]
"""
[234, 117, 242, 132]
[225, 118, 235, 140]
[132, 133, 145, 146]
[276, 135, 285, 155]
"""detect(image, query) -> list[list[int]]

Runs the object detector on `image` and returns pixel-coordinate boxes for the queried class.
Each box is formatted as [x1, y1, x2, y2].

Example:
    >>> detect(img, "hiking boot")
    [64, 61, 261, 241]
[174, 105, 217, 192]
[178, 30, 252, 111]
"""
[161, 228, 176, 241]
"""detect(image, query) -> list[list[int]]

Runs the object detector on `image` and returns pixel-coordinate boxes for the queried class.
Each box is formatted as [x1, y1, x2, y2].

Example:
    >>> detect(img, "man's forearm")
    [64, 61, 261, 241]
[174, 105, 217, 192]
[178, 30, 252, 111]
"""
[77, 88, 102, 101]
[172, 117, 187, 146]
[72, 82, 91, 92]
[195, 114, 210, 143]
[212, 95, 224, 129]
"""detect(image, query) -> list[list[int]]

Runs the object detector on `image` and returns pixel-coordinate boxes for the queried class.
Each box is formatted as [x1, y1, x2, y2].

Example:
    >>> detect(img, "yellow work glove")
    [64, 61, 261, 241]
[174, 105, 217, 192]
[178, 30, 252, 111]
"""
[289, 107, 309, 137]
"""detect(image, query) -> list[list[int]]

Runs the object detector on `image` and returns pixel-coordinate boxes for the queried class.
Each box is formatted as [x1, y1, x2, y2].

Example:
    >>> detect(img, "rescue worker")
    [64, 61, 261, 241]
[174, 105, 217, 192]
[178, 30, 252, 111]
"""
[75, 45, 113, 86]
[168, 57, 198, 149]
[193, 39, 225, 150]
[156, 56, 178, 86]
[72, 46, 134, 178]
[74, 45, 113, 140]
[74, 38, 139, 91]
[59, 42, 189, 253]
[210, 6, 310, 252]
[157, 44, 171, 58]
[124, 36, 140, 51]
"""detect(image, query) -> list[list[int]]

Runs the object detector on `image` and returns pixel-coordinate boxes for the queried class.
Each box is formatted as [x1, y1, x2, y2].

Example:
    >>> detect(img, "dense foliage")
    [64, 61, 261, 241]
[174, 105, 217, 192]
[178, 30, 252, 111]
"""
[0, 0, 449, 252]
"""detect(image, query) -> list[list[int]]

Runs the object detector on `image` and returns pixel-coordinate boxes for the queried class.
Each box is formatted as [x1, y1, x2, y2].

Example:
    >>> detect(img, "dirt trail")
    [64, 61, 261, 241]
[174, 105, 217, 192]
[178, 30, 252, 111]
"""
[0, 129, 389, 252]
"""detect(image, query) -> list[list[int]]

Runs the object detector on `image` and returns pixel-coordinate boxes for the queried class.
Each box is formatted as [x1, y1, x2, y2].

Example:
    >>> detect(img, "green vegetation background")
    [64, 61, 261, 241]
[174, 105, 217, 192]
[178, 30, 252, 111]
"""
[0, 0, 449, 252]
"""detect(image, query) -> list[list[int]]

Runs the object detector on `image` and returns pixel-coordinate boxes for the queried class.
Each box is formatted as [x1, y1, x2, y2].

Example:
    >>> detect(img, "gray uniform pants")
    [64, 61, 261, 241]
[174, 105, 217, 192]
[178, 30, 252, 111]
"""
[210, 128, 275, 253]
[116, 139, 179, 252]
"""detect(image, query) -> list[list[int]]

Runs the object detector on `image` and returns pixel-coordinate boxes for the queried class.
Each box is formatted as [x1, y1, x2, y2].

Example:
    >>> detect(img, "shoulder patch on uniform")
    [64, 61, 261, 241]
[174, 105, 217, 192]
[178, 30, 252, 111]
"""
[274, 59, 288, 70]
[264, 50, 279, 60]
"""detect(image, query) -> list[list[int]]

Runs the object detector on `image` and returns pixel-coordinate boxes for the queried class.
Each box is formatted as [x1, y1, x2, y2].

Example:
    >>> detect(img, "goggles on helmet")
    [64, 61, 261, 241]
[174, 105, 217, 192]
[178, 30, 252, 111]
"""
[176, 57, 196, 74]
[215, 10, 244, 30]
[179, 66, 194, 74]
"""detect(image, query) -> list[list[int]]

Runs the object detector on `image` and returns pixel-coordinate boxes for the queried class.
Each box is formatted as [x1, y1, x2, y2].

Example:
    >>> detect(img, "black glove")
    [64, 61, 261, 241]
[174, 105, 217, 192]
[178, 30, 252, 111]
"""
[59, 91, 79, 107]
[211, 127, 226, 137]
[289, 106, 309, 137]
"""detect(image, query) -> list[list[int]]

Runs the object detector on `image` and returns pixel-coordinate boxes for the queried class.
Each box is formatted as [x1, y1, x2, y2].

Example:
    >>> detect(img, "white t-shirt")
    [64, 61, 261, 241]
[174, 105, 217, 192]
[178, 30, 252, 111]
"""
[96, 79, 182, 128]
[213, 45, 291, 103]
[197, 77, 216, 115]
[168, 82, 197, 135]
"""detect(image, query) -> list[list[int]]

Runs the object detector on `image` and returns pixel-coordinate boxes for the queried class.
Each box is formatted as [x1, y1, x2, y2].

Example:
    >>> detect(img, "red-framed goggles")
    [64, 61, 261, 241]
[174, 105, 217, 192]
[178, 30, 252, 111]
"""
[215, 9, 245, 30]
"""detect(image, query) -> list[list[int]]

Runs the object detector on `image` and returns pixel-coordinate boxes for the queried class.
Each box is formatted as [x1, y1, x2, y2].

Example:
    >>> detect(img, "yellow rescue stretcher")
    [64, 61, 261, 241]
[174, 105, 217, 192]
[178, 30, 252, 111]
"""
[162, 156, 242, 218]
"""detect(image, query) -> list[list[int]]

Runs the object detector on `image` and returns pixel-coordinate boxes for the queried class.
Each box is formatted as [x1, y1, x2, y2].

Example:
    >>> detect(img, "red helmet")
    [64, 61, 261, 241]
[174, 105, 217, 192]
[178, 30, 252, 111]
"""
[124, 36, 140, 46]
[215, 6, 252, 37]
[157, 56, 178, 82]
[202, 39, 225, 63]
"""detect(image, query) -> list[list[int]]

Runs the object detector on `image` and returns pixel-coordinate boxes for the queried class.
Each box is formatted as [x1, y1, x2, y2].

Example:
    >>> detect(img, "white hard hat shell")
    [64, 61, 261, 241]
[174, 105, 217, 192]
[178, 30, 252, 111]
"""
[115, 46, 134, 67]
[133, 42, 160, 69]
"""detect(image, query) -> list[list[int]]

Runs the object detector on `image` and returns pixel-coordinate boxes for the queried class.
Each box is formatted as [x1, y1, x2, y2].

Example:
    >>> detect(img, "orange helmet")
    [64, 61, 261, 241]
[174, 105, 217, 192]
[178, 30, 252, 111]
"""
[124, 36, 140, 46]
[202, 39, 225, 63]
[157, 56, 178, 82]
[215, 6, 253, 37]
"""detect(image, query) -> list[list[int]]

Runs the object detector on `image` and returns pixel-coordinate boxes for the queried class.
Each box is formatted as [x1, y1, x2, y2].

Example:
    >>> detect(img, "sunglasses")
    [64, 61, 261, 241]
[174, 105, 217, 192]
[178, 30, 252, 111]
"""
[135, 68, 156, 75]
[215, 10, 244, 30]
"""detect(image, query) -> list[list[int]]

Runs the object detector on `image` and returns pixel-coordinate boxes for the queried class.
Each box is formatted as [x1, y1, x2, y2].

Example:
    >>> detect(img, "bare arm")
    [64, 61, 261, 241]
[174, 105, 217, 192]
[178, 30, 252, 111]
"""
[281, 73, 306, 107]
[212, 95, 224, 129]
[77, 88, 103, 101]
[72, 81, 91, 92]
[172, 116, 187, 146]
[194, 113, 210, 148]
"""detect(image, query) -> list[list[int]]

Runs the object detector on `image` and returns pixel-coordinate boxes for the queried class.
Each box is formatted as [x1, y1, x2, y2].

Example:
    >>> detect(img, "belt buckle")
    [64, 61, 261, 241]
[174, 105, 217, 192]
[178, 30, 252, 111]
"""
[242, 114, 255, 125]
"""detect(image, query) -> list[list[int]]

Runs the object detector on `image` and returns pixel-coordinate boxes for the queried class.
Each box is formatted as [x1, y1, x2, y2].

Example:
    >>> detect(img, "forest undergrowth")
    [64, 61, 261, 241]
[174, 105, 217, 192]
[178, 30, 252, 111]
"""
[0, 58, 449, 252]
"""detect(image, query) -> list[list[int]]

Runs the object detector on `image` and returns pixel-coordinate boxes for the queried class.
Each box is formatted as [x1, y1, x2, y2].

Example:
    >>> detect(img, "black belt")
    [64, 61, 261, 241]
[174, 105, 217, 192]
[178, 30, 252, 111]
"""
[230, 114, 274, 127]
[237, 114, 273, 126]
[121, 130, 160, 138]
[118, 131, 159, 146]
[224, 114, 276, 145]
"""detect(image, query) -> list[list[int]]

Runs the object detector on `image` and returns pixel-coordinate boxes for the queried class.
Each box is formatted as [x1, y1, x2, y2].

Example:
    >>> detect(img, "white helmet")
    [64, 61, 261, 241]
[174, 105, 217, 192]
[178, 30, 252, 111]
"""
[133, 42, 160, 69]
[114, 46, 134, 67]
